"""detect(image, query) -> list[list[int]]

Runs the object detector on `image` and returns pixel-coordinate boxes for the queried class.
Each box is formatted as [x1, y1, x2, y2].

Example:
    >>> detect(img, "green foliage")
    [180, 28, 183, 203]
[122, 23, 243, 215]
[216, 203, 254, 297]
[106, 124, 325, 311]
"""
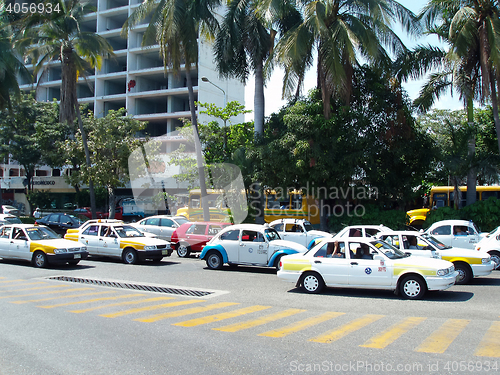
[328, 204, 409, 233]
[424, 198, 500, 232]
[26, 190, 52, 210]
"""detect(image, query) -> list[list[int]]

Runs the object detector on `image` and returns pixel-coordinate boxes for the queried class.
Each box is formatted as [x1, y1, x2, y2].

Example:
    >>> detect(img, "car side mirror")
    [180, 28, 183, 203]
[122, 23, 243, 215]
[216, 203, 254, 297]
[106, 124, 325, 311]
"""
[405, 252, 411, 257]
[373, 255, 384, 261]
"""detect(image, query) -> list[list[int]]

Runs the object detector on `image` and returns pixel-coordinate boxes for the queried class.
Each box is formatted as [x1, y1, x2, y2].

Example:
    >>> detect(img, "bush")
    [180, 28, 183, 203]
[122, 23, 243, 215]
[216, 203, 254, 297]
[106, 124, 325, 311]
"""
[328, 204, 408, 233]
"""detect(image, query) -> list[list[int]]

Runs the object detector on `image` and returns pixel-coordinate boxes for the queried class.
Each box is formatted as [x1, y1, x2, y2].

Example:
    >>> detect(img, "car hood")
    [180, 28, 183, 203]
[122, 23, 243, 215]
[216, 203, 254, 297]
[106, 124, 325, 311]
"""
[392, 255, 454, 270]
[308, 230, 333, 238]
[271, 239, 308, 253]
[438, 246, 490, 259]
[36, 238, 87, 249]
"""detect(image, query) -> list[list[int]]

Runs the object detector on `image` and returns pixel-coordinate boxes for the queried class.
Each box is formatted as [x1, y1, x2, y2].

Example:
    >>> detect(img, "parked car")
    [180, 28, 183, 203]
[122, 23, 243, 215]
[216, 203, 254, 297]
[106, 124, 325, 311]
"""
[333, 224, 393, 239]
[65, 221, 172, 264]
[269, 218, 332, 248]
[0, 224, 88, 267]
[474, 226, 500, 270]
[425, 220, 483, 249]
[0, 214, 22, 226]
[170, 221, 232, 257]
[35, 213, 85, 235]
[73, 207, 109, 219]
[377, 230, 494, 284]
[200, 224, 308, 270]
[2, 205, 21, 216]
[277, 237, 457, 299]
[130, 215, 190, 241]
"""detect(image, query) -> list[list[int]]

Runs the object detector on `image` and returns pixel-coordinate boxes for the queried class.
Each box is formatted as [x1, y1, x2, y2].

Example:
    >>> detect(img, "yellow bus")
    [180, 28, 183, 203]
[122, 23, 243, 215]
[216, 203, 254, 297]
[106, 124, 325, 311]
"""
[407, 186, 500, 226]
[176, 189, 232, 222]
[264, 189, 320, 225]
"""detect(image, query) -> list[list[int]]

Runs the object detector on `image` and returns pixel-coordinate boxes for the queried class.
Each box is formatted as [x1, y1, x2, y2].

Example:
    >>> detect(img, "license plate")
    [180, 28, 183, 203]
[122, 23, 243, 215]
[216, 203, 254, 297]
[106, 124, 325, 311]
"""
[162, 250, 168, 255]
[74, 254, 81, 259]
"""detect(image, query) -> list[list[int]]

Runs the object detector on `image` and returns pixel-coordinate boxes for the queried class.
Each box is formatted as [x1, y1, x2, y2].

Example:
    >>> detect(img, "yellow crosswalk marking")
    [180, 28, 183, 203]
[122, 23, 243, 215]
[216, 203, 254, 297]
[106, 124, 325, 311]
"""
[0, 285, 74, 294]
[36, 293, 146, 309]
[310, 314, 384, 343]
[0, 281, 48, 288]
[361, 317, 427, 349]
[135, 302, 239, 323]
[214, 308, 306, 332]
[415, 319, 470, 353]
[474, 321, 500, 357]
[259, 312, 344, 338]
[0, 287, 94, 300]
[70, 296, 176, 313]
[101, 299, 203, 319]
[11, 291, 115, 304]
[174, 305, 271, 327]
[0, 279, 23, 283]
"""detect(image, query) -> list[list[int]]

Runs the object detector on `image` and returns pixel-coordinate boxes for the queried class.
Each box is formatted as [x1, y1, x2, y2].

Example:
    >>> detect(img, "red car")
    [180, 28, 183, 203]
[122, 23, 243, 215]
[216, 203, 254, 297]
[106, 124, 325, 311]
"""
[73, 207, 109, 219]
[171, 222, 232, 257]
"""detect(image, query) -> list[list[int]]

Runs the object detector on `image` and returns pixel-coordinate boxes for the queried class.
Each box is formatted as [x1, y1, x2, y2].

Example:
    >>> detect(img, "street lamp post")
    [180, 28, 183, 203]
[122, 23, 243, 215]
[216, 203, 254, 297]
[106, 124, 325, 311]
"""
[201, 76, 228, 156]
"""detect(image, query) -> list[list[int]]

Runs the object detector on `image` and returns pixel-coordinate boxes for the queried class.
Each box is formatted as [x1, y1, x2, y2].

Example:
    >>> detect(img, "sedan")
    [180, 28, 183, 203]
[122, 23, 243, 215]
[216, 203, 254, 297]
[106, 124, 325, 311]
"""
[474, 226, 500, 270]
[130, 215, 190, 241]
[0, 224, 88, 267]
[35, 213, 85, 235]
[277, 237, 457, 299]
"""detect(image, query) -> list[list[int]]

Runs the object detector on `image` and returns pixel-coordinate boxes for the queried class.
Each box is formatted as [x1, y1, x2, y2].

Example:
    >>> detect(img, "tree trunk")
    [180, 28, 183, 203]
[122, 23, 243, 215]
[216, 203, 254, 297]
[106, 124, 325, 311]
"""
[489, 70, 500, 154]
[60, 47, 77, 129]
[254, 60, 265, 137]
[185, 64, 210, 221]
[466, 97, 476, 206]
[108, 186, 116, 219]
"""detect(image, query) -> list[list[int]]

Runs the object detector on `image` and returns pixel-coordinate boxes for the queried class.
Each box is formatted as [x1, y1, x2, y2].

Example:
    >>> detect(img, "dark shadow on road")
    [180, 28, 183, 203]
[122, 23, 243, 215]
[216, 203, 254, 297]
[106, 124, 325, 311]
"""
[81, 256, 180, 266]
[203, 264, 277, 275]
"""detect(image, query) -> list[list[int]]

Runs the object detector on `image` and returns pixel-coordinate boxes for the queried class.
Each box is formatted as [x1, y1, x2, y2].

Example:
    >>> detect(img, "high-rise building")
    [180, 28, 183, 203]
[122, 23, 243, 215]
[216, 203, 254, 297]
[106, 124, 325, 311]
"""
[1, 0, 245, 214]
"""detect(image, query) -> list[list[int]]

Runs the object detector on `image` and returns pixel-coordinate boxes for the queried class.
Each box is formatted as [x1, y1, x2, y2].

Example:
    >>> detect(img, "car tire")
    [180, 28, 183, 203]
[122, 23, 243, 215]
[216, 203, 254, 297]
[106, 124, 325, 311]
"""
[122, 248, 138, 264]
[301, 272, 324, 294]
[206, 251, 223, 270]
[32, 251, 48, 268]
[67, 260, 80, 266]
[274, 255, 283, 271]
[177, 243, 191, 258]
[488, 251, 500, 270]
[399, 275, 426, 299]
[454, 262, 472, 284]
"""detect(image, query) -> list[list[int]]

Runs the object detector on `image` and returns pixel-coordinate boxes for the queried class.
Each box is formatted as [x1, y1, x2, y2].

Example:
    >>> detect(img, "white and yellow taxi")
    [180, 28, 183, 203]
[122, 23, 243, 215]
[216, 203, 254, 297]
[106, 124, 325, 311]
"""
[377, 231, 494, 284]
[277, 237, 457, 299]
[0, 224, 88, 268]
[65, 220, 172, 264]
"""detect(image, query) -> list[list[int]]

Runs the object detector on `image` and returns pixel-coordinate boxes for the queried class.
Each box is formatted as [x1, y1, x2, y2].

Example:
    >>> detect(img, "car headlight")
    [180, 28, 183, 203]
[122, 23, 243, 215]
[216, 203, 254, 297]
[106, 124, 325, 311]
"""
[54, 248, 68, 254]
[144, 245, 157, 250]
[482, 257, 491, 264]
[437, 268, 449, 276]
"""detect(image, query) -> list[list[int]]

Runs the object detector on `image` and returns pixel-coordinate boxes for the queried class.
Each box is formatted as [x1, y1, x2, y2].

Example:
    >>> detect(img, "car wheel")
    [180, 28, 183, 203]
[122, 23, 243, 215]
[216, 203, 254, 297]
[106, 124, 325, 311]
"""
[488, 251, 500, 270]
[32, 251, 48, 268]
[177, 243, 191, 258]
[67, 260, 80, 266]
[454, 262, 472, 284]
[274, 255, 283, 271]
[122, 248, 138, 264]
[400, 275, 426, 299]
[301, 272, 324, 294]
[206, 251, 223, 270]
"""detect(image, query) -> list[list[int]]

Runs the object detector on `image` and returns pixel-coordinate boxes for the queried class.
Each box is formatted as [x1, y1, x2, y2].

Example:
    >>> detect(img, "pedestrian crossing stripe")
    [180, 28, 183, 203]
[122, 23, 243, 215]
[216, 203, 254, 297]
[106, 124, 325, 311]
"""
[415, 319, 470, 353]
[174, 305, 271, 327]
[69, 296, 176, 314]
[474, 321, 500, 357]
[135, 302, 239, 323]
[0, 281, 48, 288]
[259, 312, 344, 338]
[12, 291, 116, 304]
[0, 284, 72, 295]
[0, 287, 95, 299]
[101, 299, 202, 319]
[214, 308, 306, 332]
[36, 293, 148, 309]
[360, 317, 427, 349]
[309, 314, 385, 343]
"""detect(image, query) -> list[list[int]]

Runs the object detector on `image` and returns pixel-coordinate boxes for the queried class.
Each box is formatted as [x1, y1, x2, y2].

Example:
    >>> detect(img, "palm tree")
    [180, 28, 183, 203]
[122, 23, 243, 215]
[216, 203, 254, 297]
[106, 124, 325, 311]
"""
[17, 0, 114, 218]
[122, 0, 220, 221]
[275, 0, 418, 119]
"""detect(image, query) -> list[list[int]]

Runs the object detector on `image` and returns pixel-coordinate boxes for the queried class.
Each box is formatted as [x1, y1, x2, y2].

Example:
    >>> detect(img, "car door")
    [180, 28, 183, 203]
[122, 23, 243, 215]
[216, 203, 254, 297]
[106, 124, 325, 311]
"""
[10, 227, 30, 260]
[280, 223, 308, 246]
[310, 241, 350, 285]
[160, 218, 177, 241]
[238, 230, 269, 265]
[99, 225, 121, 257]
[0, 226, 13, 258]
[80, 224, 101, 254]
[347, 241, 393, 287]
[185, 224, 208, 251]
[141, 217, 162, 237]
[428, 225, 452, 247]
[451, 224, 479, 249]
[216, 229, 241, 262]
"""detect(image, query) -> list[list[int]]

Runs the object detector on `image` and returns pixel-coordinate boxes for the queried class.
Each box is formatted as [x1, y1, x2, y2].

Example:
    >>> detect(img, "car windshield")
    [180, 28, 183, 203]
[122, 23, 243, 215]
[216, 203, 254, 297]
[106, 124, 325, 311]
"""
[303, 222, 314, 231]
[114, 225, 144, 238]
[175, 218, 190, 225]
[26, 227, 59, 240]
[421, 234, 451, 249]
[5, 216, 22, 224]
[264, 228, 280, 241]
[370, 240, 407, 259]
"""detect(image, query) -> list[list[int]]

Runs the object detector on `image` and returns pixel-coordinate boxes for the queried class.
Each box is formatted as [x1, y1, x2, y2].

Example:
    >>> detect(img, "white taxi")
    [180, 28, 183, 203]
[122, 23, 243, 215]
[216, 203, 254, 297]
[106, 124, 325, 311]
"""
[425, 220, 482, 249]
[269, 219, 332, 248]
[200, 224, 307, 270]
[277, 237, 457, 299]
[475, 226, 500, 270]
[65, 221, 172, 264]
[377, 231, 494, 284]
[0, 224, 88, 268]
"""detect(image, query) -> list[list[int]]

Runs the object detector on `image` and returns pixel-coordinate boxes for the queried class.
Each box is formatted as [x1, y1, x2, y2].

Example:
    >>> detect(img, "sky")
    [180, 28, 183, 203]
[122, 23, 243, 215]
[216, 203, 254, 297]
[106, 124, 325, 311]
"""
[243, 0, 464, 122]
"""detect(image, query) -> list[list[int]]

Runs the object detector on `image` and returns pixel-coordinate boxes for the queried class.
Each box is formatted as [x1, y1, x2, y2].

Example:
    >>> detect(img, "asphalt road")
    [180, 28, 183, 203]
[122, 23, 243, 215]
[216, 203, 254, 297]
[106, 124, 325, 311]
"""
[0, 255, 499, 375]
